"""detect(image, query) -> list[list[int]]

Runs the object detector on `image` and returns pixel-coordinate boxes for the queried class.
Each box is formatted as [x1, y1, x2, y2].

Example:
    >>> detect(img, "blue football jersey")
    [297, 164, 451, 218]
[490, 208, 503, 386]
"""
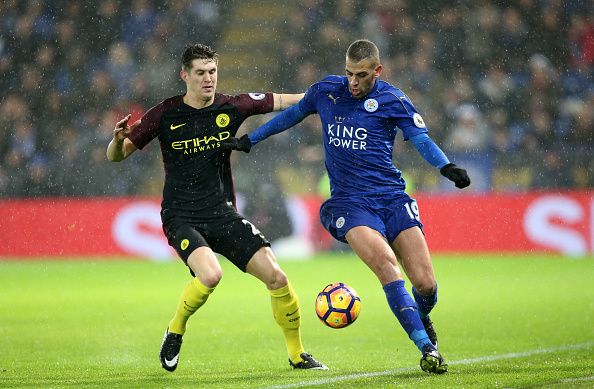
[298, 76, 428, 198]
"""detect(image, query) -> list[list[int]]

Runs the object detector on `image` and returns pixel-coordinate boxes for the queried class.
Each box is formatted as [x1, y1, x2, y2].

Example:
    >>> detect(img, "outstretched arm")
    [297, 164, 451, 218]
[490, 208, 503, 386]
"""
[106, 114, 140, 162]
[272, 93, 305, 111]
[409, 133, 471, 189]
[250, 103, 309, 145]
[220, 103, 310, 153]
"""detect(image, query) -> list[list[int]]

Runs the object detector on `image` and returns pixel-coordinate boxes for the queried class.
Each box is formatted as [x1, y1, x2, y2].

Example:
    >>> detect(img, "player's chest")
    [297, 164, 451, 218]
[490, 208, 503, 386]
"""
[317, 95, 392, 135]
[158, 109, 242, 149]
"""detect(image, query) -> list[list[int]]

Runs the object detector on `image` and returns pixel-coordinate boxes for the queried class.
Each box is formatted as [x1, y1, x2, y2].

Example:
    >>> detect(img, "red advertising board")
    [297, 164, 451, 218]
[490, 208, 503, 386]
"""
[0, 191, 592, 258]
[419, 191, 593, 255]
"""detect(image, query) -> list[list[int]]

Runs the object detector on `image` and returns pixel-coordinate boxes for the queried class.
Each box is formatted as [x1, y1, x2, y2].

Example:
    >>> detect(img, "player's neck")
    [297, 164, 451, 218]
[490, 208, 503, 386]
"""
[183, 93, 214, 110]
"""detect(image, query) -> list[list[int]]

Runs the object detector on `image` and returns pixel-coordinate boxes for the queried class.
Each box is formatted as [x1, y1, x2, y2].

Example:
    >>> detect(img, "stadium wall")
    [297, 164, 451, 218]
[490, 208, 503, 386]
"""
[1, 191, 592, 259]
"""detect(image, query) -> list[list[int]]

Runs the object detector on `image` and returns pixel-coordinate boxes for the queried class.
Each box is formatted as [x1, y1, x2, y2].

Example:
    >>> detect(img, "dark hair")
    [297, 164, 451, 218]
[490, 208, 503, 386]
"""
[346, 39, 380, 66]
[181, 44, 219, 71]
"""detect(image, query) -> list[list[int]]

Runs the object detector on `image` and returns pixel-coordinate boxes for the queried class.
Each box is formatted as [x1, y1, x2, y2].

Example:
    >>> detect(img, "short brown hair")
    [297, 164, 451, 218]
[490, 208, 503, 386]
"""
[346, 39, 380, 66]
[181, 44, 219, 72]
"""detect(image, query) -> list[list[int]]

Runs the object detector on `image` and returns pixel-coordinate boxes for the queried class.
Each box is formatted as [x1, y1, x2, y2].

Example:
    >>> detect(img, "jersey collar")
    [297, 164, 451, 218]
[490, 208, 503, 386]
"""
[367, 79, 380, 97]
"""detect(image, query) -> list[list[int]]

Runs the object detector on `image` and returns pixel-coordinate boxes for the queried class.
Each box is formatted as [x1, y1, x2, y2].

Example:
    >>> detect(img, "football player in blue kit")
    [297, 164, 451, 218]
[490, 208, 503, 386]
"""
[107, 44, 327, 372]
[222, 39, 471, 374]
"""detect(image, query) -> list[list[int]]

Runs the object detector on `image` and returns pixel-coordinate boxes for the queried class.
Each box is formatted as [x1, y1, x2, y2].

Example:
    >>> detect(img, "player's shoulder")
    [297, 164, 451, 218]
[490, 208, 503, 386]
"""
[215, 92, 271, 106]
[152, 94, 184, 111]
[375, 81, 418, 111]
[320, 75, 345, 84]
[375, 80, 407, 100]
[311, 75, 346, 92]
[144, 94, 184, 119]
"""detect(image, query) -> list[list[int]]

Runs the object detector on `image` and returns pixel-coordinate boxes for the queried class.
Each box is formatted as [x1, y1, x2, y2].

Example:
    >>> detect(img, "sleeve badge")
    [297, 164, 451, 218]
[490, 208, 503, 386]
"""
[413, 113, 426, 128]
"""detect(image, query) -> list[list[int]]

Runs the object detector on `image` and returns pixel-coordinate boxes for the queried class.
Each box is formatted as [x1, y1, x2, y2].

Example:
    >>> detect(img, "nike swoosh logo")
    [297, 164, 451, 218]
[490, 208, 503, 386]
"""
[164, 355, 179, 367]
[184, 300, 199, 309]
[286, 308, 299, 316]
[170, 123, 186, 130]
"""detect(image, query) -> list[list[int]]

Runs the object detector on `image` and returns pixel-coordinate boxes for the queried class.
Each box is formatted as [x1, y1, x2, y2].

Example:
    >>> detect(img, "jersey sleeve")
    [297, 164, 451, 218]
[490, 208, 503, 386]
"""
[232, 92, 274, 117]
[128, 96, 181, 150]
[299, 84, 320, 114]
[128, 104, 162, 150]
[390, 93, 428, 141]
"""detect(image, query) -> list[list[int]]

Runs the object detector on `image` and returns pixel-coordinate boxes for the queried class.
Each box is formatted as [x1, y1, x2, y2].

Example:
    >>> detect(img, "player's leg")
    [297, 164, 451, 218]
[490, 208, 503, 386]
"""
[390, 226, 439, 344]
[391, 226, 435, 297]
[390, 226, 447, 373]
[169, 246, 221, 334]
[246, 246, 328, 370]
[160, 222, 221, 372]
[346, 226, 434, 350]
[160, 247, 221, 372]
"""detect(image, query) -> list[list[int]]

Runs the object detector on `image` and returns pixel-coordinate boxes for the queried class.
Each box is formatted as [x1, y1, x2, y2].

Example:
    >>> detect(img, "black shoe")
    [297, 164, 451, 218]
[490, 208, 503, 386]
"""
[421, 316, 438, 349]
[289, 352, 329, 370]
[420, 344, 448, 374]
[159, 328, 183, 372]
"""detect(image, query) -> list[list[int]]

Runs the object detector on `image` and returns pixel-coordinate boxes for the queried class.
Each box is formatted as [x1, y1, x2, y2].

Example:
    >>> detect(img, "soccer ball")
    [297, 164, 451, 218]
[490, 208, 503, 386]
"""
[315, 282, 361, 328]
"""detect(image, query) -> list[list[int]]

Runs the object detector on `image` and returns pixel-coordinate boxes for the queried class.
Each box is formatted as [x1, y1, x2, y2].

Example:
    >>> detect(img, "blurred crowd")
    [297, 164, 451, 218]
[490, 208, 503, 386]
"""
[0, 0, 593, 199]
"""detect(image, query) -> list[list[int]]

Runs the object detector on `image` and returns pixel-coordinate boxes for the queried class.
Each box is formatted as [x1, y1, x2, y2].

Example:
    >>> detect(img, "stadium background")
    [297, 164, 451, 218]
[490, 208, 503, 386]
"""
[0, 0, 593, 258]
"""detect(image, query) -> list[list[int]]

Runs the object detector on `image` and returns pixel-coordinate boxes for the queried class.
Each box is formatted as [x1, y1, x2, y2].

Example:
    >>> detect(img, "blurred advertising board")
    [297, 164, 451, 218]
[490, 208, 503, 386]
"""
[0, 191, 592, 259]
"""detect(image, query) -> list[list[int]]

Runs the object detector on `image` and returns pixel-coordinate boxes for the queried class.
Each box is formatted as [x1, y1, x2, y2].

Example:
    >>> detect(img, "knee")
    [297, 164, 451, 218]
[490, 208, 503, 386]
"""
[266, 266, 288, 291]
[191, 260, 222, 287]
[198, 268, 222, 288]
[187, 248, 223, 288]
[414, 279, 436, 296]
[246, 247, 289, 290]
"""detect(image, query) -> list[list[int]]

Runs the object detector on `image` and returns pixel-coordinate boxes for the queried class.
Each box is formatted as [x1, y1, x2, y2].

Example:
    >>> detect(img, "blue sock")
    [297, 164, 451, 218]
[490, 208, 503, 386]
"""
[412, 282, 438, 321]
[383, 280, 433, 351]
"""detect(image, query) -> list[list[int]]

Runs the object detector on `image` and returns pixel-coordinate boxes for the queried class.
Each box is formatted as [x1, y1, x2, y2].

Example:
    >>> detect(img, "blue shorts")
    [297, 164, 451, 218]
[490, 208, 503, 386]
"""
[319, 193, 424, 244]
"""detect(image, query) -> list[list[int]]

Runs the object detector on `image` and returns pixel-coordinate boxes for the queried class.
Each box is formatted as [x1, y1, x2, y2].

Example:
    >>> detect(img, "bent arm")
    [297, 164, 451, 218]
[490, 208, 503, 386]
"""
[106, 114, 140, 162]
[272, 93, 305, 111]
[107, 137, 137, 162]
[409, 133, 450, 169]
[250, 103, 310, 146]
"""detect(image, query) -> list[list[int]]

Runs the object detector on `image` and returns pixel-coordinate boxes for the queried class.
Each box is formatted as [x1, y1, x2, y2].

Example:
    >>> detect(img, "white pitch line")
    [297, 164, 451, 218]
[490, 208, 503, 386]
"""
[262, 342, 594, 389]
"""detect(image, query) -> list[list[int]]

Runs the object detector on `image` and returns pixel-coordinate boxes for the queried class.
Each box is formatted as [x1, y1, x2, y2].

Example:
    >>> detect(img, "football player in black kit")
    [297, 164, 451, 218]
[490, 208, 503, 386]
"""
[106, 44, 327, 372]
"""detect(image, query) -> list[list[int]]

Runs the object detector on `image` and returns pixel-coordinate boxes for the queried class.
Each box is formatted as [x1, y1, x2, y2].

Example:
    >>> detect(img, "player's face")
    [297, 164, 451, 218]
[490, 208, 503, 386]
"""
[182, 58, 218, 103]
[345, 59, 381, 99]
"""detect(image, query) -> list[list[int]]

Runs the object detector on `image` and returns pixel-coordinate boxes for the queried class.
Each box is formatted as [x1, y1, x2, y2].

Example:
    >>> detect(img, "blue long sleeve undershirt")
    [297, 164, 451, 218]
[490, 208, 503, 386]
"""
[249, 104, 308, 146]
[408, 133, 450, 169]
[249, 104, 450, 169]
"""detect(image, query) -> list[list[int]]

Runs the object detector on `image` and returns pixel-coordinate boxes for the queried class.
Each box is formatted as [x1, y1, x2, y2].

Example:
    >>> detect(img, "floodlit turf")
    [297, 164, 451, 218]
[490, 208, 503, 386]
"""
[0, 252, 592, 388]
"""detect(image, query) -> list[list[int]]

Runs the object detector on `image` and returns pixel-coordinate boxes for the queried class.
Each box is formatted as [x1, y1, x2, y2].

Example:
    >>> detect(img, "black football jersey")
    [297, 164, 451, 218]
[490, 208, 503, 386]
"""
[129, 92, 274, 212]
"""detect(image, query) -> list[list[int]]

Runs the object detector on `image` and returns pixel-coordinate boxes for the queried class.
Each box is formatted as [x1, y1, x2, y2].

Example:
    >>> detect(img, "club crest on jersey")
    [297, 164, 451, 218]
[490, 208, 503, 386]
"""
[216, 113, 230, 127]
[364, 99, 378, 112]
[336, 217, 345, 229]
[413, 113, 426, 128]
[248, 93, 266, 100]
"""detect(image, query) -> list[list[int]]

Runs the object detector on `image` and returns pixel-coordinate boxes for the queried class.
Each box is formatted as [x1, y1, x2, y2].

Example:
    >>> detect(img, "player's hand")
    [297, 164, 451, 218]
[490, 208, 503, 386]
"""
[220, 134, 252, 153]
[113, 114, 141, 142]
[440, 163, 471, 189]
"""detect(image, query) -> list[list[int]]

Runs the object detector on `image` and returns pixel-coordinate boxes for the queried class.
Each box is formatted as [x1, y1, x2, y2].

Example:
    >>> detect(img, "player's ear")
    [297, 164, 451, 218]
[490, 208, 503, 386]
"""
[180, 70, 188, 83]
[374, 65, 382, 79]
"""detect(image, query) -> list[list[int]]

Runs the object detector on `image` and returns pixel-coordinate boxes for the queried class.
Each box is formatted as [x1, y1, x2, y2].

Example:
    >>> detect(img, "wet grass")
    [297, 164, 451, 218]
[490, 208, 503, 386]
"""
[0, 252, 592, 388]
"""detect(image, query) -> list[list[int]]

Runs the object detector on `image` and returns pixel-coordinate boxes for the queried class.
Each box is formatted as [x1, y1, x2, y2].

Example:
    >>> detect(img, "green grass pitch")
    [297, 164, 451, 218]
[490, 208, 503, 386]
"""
[1, 252, 592, 388]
